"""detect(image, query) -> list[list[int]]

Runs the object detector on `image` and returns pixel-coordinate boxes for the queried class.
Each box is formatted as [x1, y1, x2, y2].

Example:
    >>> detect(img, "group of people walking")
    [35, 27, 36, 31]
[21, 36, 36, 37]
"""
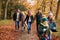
[13, 8, 57, 40]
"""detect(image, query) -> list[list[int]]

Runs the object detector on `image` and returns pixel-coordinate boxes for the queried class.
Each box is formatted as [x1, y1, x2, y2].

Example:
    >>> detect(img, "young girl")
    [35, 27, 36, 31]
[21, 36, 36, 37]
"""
[21, 11, 26, 31]
[24, 10, 34, 34]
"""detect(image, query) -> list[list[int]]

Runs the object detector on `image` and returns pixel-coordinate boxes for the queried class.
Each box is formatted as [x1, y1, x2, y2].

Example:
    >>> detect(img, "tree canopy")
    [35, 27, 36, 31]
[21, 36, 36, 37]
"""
[14, 4, 27, 11]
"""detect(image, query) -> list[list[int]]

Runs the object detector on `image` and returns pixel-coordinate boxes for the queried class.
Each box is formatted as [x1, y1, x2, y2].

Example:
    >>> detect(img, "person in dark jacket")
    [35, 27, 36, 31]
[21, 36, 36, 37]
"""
[35, 8, 42, 32]
[13, 9, 23, 31]
[38, 15, 49, 40]
[24, 10, 34, 34]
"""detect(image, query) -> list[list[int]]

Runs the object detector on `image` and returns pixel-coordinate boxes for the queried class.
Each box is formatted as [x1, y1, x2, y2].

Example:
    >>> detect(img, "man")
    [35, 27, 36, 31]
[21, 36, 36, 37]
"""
[13, 9, 23, 31]
[35, 8, 42, 32]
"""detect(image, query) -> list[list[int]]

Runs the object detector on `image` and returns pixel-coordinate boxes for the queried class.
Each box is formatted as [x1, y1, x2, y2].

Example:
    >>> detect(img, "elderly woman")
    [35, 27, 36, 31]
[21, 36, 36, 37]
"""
[47, 11, 57, 40]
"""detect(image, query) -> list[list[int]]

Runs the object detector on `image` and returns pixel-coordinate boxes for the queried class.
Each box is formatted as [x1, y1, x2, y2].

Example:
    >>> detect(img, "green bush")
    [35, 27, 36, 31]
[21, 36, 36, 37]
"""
[59, 0, 60, 4]
[14, 4, 27, 11]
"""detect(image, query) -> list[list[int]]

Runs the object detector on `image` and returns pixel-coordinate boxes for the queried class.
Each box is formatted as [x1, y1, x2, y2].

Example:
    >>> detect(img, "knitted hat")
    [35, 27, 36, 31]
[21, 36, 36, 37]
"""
[42, 17, 48, 22]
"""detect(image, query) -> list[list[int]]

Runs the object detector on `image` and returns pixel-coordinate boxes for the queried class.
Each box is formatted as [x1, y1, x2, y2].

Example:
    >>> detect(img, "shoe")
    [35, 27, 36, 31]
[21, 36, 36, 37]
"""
[28, 30, 30, 34]
[21, 30, 24, 32]
[22, 27, 24, 31]
[24, 27, 25, 30]
[15, 30, 18, 32]
[51, 29, 57, 32]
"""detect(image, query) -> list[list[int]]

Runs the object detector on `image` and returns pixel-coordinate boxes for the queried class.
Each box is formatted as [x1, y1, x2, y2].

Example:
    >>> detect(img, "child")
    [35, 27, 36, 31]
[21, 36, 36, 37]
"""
[21, 11, 26, 31]
[38, 15, 49, 40]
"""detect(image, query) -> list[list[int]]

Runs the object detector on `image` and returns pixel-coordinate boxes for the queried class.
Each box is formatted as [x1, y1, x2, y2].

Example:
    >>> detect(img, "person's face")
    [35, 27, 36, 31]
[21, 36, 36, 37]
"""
[28, 10, 32, 16]
[50, 15, 53, 18]
[18, 9, 21, 12]
[38, 10, 41, 13]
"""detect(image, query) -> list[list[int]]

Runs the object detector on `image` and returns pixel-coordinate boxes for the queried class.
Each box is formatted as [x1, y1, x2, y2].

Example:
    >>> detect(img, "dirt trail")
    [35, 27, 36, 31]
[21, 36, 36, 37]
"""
[0, 21, 60, 40]
[0, 21, 39, 40]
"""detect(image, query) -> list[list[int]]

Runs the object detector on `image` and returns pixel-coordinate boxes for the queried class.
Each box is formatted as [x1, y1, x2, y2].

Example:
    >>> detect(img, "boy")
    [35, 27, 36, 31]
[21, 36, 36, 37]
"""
[38, 15, 49, 40]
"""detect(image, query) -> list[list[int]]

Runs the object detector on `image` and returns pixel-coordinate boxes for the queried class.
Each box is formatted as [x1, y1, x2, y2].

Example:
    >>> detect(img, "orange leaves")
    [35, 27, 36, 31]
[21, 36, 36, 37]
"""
[23, 2, 31, 9]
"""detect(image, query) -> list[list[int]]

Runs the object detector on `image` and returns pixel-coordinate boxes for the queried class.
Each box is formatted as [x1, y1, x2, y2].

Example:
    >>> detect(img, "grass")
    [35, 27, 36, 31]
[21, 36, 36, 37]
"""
[0, 19, 13, 26]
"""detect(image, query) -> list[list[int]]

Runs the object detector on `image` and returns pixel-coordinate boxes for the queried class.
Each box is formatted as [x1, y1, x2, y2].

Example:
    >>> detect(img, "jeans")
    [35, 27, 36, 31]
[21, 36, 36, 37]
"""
[36, 23, 39, 32]
[48, 30, 52, 40]
[15, 21, 19, 30]
[28, 22, 31, 31]
[22, 21, 25, 31]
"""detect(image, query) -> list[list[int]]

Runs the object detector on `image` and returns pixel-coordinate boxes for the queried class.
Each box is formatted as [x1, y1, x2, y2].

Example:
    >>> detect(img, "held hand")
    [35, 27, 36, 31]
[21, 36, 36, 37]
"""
[24, 22, 28, 27]
[43, 28, 47, 32]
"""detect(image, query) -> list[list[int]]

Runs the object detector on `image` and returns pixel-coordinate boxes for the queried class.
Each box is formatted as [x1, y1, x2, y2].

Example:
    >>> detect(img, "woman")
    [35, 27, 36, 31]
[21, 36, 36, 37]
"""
[24, 10, 34, 34]
[48, 11, 57, 40]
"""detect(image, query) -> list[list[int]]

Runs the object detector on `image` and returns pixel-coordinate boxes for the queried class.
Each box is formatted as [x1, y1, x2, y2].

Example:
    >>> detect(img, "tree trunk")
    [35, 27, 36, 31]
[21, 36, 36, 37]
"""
[55, 0, 60, 19]
[0, 1, 2, 15]
[50, 1, 52, 11]
[42, 0, 45, 12]
[4, 0, 10, 19]
[0, 0, 2, 20]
